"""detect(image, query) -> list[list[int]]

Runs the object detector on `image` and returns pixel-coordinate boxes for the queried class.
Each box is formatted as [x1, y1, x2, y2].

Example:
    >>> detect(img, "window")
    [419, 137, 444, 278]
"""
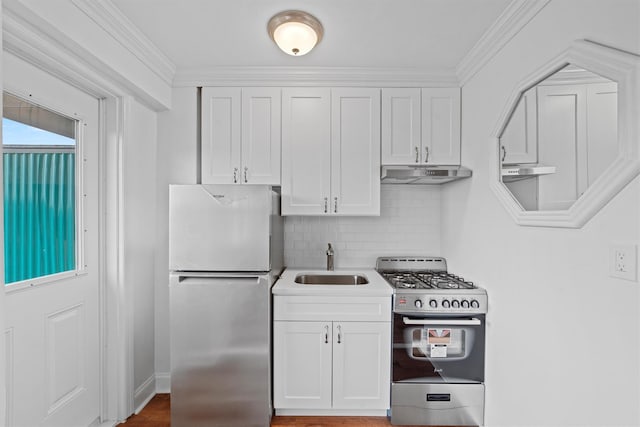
[3, 92, 78, 285]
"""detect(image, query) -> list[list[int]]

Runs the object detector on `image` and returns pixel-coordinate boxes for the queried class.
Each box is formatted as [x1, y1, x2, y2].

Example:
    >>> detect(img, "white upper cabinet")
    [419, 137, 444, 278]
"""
[201, 87, 281, 185]
[500, 86, 538, 164]
[382, 87, 461, 165]
[282, 88, 380, 216]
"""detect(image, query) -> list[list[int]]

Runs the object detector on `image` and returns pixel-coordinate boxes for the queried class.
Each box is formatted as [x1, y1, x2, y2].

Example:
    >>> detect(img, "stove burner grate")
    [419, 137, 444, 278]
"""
[381, 271, 475, 290]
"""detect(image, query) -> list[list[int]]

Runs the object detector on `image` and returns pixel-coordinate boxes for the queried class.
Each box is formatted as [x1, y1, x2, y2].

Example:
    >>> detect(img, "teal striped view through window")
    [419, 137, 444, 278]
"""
[3, 92, 77, 285]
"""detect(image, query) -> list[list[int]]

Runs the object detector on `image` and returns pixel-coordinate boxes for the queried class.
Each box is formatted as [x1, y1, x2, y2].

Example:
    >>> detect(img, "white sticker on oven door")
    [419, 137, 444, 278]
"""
[430, 344, 448, 358]
[427, 329, 451, 344]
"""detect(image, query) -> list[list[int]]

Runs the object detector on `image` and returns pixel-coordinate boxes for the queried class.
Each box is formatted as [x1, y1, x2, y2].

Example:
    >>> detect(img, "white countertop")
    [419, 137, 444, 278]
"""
[272, 268, 393, 296]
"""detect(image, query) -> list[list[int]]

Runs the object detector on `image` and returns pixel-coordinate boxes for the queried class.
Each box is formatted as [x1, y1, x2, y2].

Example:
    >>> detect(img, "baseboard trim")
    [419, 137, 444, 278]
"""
[155, 372, 171, 393]
[275, 409, 388, 416]
[133, 375, 156, 414]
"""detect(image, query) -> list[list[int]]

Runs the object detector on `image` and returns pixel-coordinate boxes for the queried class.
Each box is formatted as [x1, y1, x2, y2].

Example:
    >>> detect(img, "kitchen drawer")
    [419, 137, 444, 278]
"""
[273, 295, 391, 322]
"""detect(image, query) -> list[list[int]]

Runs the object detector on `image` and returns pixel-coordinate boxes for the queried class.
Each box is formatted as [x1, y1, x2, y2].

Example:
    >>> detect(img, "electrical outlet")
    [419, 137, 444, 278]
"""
[609, 244, 637, 281]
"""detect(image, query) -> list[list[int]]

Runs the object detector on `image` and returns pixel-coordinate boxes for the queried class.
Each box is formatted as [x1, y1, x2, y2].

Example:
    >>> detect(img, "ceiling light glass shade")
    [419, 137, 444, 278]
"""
[268, 10, 323, 56]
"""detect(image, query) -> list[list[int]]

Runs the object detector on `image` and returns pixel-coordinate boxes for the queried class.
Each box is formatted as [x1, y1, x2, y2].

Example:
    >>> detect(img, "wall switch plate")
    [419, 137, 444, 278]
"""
[609, 243, 637, 281]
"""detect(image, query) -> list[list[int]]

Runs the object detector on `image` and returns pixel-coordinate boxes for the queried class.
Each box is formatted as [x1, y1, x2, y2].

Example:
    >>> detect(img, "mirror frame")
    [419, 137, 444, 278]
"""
[491, 40, 640, 228]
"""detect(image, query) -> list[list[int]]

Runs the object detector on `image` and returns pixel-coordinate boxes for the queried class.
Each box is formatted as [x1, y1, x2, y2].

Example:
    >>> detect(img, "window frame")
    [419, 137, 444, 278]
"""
[2, 91, 87, 292]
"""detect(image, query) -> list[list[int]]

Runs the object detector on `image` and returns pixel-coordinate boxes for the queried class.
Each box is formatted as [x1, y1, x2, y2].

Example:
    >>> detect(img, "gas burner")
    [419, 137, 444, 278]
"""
[381, 271, 475, 291]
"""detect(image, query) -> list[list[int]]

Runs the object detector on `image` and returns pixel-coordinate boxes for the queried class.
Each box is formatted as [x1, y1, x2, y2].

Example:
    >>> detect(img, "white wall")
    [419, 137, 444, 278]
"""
[285, 185, 442, 268]
[154, 87, 198, 388]
[123, 98, 159, 409]
[442, 1, 640, 425]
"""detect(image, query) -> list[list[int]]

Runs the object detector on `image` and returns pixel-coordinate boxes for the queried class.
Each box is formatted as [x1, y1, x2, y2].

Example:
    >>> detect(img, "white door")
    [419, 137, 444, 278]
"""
[331, 88, 380, 216]
[201, 87, 241, 184]
[421, 87, 461, 165]
[281, 88, 331, 215]
[332, 322, 391, 410]
[381, 88, 421, 165]
[537, 84, 588, 210]
[501, 86, 538, 165]
[273, 321, 332, 410]
[3, 53, 101, 426]
[241, 87, 281, 185]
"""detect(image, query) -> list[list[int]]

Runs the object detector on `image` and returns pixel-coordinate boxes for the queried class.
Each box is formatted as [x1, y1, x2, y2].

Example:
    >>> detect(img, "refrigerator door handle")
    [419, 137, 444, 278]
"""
[176, 274, 263, 283]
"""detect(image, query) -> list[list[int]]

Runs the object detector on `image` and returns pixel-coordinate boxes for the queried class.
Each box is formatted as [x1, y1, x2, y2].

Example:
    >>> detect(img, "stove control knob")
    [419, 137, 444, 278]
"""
[415, 299, 423, 309]
[429, 299, 438, 308]
[442, 299, 451, 308]
[471, 299, 480, 309]
[451, 299, 460, 308]
[461, 300, 470, 308]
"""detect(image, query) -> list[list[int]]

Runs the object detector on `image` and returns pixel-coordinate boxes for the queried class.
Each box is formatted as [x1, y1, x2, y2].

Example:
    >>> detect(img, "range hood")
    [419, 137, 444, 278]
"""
[381, 165, 472, 184]
[501, 164, 557, 183]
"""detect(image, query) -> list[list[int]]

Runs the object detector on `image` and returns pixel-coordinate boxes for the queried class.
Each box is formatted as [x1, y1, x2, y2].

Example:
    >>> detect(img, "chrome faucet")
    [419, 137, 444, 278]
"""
[326, 243, 334, 271]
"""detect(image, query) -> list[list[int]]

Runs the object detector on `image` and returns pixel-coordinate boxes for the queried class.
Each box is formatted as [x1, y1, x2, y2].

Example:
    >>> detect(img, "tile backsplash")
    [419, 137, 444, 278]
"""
[284, 186, 442, 269]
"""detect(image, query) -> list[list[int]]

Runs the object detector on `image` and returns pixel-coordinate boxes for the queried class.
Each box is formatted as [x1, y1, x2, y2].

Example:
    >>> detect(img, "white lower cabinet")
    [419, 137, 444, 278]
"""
[273, 320, 391, 414]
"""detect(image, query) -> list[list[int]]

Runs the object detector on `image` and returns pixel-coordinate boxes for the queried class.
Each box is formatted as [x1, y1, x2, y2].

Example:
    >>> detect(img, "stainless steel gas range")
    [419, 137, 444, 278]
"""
[376, 257, 488, 427]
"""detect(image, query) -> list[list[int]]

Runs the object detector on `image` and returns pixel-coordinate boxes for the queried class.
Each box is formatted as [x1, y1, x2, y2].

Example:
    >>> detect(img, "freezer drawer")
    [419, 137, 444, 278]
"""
[170, 273, 272, 427]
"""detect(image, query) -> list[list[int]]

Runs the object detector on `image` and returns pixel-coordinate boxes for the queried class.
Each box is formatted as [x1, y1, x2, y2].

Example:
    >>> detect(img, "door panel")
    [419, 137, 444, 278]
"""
[3, 52, 101, 427]
[273, 321, 332, 409]
[241, 87, 281, 185]
[331, 88, 380, 216]
[281, 88, 331, 215]
[201, 87, 241, 184]
[332, 322, 390, 409]
[381, 88, 421, 165]
[421, 88, 461, 165]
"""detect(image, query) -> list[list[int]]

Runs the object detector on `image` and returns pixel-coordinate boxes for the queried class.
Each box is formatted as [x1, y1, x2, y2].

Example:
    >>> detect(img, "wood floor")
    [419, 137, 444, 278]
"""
[120, 394, 402, 426]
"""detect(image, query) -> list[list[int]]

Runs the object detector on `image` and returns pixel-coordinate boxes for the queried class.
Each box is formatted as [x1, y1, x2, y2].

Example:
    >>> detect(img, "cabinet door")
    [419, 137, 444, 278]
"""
[331, 88, 381, 216]
[201, 87, 241, 183]
[421, 87, 461, 165]
[501, 87, 538, 164]
[241, 88, 281, 185]
[332, 322, 391, 410]
[281, 88, 331, 215]
[586, 82, 617, 186]
[381, 88, 421, 165]
[273, 321, 333, 409]
[537, 84, 588, 210]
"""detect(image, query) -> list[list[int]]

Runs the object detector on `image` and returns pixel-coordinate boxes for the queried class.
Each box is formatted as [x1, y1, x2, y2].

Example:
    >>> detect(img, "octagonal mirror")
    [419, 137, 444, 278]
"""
[492, 40, 640, 227]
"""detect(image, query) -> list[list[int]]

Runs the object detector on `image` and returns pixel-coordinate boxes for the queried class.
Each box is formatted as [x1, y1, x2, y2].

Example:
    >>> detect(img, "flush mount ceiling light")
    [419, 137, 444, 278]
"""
[267, 10, 323, 56]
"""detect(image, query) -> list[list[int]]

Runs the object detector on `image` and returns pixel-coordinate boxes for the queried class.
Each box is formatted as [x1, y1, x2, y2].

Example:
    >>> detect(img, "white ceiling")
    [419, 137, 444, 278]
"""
[111, 0, 512, 72]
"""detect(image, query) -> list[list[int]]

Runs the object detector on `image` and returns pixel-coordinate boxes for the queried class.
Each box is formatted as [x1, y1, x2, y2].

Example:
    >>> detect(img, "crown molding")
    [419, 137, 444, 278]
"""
[456, 0, 552, 85]
[173, 66, 460, 87]
[71, 0, 176, 86]
[2, 0, 123, 100]
[2, 0, 171, 110]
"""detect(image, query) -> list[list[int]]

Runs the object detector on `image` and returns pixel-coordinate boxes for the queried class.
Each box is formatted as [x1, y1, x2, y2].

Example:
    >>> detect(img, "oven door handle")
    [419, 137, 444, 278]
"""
[402, 317, 481, 326]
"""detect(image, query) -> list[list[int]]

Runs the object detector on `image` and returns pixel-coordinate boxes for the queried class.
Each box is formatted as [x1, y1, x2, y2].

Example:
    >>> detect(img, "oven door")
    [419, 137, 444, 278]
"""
[392, 313, 485, 384]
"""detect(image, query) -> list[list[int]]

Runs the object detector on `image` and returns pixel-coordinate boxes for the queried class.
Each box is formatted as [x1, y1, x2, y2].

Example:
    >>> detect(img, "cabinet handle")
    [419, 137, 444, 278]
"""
[336, 325, 342, 344]
[501, 146, 507, 162]
[324, 325, 329, 344]
[244, 166, 248, 183]
[233, 167, 238, 183]
[324, 197, 328, 213]
[334, 197, 338, 213]
[424, 147, 430, 163]
[415, 146, 419, 163]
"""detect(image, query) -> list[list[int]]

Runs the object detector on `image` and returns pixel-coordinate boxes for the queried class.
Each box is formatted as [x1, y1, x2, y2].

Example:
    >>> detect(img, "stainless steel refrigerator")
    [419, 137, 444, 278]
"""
[168, 184, 283, 427]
